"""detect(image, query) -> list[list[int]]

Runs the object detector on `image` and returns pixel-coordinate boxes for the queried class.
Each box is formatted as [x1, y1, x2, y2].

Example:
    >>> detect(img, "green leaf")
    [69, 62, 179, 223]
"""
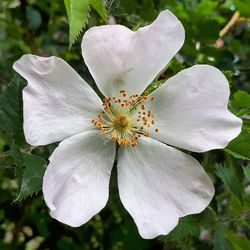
[64, 0, 70, 16]
[215, 164, 242, 202]
[200, 206, 217, 227]
[232, 91, 250, 115]
[213, 224, 230, 250]
[159, 216, 200, 241]
[140, 0, 157, 21]
[90, 0, 107, 22]
[229, 195, 243, 215]
[233, 91, 250, 108]
[120, 0, 138, 13]
[0, 75, 25, 145]
[64, 0, 90, 47]
[169, 58, 185, 74]
[233, 0, 250, 17]
[222, 70, 233, 86]
[225, 129, 250, 160]
[197, 0, 218, 15]
[10, 144, 23, 195]
[225, 230, 250, 250]
[11, 145, 46, 202]
[146, 79, 165, 94]
[243, 167, 250, 182]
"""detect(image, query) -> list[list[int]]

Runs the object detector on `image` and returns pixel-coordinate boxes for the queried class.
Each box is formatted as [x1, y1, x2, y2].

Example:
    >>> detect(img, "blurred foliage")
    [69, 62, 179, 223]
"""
[0, 0, 250, 249]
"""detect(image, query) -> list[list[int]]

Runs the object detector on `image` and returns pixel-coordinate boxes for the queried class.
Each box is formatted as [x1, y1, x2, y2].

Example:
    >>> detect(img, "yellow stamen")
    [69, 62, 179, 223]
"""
[91, 89, 158, 147]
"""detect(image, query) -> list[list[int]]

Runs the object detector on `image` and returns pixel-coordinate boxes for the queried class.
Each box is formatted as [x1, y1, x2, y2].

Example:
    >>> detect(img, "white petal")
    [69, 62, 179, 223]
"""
[43, 130, 116, 227]
[148, 65, 242, 152]
[13, 54, 102, 146]
[81, 10, 184, 97]
[117, 137, 214, 239]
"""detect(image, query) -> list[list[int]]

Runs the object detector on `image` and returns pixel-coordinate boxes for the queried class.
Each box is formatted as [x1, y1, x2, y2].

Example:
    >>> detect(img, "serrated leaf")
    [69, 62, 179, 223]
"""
[64, 0, 90, 47]
[0, 75, 25, 145]
[215, 164, 242, 202]
[11, 145, 46, 202]
[90, 0, 107, 22]
[225, 129, 250, 160]
[213, 224, 230, 250]
[17, 153, 46, 202]
[159, 216, 200, 242]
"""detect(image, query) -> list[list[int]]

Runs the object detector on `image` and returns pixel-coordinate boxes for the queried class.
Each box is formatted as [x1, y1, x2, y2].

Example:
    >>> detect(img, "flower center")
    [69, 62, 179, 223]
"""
[112, 114, 131, 131]
[91, 89, 158, 147]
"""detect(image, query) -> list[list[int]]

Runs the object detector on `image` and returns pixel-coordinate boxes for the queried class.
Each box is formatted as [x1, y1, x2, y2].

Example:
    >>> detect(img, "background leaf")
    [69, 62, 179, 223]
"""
[233, 91, 250, 108]
[159, 216, 200, 242]
[11, 145, 46, 202]
[90, 0, 107, 22]
[225, 129, 250, 160]
[233, 0, 250, 17]
[225, 230, 250, 250]
[0, 75, 25, 145]
[213, 224, 230, 250]
[64, 0, 108, 47]
[215, 164, 243, 202]
[64, 0, 90, 47]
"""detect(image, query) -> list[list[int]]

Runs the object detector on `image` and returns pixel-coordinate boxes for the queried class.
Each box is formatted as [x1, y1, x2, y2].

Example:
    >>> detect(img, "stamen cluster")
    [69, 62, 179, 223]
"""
[91, 89, 158, 147]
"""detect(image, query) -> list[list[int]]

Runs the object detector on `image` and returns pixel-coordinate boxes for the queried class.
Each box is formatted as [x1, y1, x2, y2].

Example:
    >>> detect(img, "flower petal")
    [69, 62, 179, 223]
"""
[81, 10, 184, 97]
[43, 130, 116, 227]
[13, 54, 102, 146]
[148, 65, 242, 152]
[117, 137, 214, 239]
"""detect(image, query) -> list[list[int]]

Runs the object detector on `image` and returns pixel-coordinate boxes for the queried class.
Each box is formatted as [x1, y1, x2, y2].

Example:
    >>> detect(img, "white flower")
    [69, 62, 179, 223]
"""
[13, 10, 242, 239]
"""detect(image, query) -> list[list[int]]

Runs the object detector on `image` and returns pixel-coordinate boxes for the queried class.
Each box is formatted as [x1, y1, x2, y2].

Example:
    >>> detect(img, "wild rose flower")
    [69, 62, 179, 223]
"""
[13, 10, 242, 239]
